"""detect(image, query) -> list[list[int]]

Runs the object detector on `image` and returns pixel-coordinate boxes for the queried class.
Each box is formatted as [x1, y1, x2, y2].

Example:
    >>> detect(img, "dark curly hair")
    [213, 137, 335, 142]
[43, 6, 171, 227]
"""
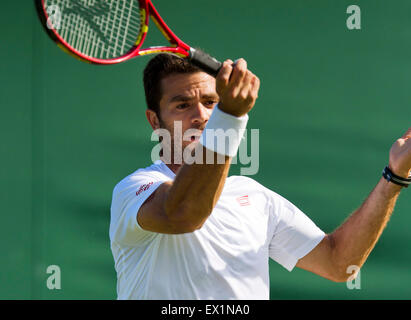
[143, 54, 201, 116]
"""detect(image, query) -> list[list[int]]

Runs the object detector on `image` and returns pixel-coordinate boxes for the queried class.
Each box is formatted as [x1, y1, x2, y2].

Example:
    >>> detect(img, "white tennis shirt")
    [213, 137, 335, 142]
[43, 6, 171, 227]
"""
[110, 160, 325, 300]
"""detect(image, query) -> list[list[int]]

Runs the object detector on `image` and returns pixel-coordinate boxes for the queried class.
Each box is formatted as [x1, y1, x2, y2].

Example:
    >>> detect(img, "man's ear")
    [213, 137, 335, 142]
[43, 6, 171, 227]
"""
[146, 109, 161, 130]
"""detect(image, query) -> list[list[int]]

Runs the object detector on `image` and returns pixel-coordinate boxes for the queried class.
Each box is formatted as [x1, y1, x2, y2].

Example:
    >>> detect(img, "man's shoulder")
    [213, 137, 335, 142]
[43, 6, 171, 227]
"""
[226, 175, 284, 200]
[113, 161, 172, 195]
[225, 175, 268, 196]
[226, 175, 264, 189]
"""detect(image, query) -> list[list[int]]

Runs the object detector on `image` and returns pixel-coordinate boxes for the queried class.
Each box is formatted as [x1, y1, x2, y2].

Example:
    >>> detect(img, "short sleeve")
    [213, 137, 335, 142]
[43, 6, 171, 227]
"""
[268, 196, 326, 272]
[110, 172, 169, 246]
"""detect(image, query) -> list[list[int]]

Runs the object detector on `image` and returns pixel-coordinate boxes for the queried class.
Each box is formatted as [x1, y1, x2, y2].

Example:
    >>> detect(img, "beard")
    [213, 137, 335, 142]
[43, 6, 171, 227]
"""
[157, 116, 204, 164]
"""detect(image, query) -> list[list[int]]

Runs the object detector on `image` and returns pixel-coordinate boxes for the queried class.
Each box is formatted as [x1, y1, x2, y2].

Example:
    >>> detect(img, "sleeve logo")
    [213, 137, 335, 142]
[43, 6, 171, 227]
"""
[236, 195, 250, 206]
[136, 182, 154, 196]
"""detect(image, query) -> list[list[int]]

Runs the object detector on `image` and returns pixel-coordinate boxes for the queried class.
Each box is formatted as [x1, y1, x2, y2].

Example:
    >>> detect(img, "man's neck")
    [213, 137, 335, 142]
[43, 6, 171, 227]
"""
[165, 163, 181, 174]
[159, 157, 181, 174]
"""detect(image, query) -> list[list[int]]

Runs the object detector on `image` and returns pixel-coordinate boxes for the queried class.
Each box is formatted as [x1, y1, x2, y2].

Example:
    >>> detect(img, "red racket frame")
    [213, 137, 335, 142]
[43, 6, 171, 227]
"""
[39, 0, 191, 64]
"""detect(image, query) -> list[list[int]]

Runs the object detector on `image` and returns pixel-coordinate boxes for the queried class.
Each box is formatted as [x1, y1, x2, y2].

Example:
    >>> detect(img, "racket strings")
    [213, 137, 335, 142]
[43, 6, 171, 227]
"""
[74, 0, 140, 57]
[45, 0, 142, 59]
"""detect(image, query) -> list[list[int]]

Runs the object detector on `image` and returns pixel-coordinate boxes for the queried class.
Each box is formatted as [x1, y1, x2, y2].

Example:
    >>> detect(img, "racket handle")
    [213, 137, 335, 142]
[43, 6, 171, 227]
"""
[189, 48, 222, 78]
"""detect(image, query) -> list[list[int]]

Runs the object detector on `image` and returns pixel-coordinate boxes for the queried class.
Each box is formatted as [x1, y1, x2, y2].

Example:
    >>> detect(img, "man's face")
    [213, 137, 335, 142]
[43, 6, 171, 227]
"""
[148, 71, 219, 155]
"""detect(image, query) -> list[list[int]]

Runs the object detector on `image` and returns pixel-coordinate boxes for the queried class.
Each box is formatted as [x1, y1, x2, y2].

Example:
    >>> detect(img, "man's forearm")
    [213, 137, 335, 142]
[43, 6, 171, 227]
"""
[330, 177, 402, 278]
[164, 146, 231, 229]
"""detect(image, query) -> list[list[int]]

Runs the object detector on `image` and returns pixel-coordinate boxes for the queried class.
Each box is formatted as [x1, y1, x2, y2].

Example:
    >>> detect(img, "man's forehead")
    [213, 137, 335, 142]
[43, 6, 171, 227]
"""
[160, 72, 216, 101]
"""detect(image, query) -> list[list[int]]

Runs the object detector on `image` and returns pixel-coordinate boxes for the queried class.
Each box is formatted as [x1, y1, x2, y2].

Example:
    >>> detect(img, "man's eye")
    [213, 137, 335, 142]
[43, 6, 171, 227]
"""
[204, 100, 217, 107]
[176, 103, 189, 110]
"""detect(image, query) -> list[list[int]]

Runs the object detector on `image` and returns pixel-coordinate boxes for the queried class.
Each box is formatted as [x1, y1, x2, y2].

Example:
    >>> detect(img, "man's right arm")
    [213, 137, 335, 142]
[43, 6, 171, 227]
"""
[137, 151, 231, 234]
[137, 59, 260, 234]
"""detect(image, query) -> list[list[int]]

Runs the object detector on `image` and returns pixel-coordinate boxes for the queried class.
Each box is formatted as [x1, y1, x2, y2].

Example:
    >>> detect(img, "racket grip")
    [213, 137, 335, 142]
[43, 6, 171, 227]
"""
[189, 48, 222, 78]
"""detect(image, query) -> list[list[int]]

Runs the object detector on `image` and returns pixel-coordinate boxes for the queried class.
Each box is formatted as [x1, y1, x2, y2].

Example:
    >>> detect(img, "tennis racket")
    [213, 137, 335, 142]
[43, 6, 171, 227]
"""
[35, 0, 223, 77]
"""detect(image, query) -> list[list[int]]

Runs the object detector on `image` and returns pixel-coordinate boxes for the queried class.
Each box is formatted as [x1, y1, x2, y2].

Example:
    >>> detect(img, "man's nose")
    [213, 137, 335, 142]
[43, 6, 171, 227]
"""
[191, 103, 210, 124]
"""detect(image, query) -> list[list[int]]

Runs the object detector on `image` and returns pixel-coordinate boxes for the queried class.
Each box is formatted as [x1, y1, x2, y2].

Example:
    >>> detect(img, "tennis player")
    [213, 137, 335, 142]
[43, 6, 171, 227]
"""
[110, 54, 411, 299]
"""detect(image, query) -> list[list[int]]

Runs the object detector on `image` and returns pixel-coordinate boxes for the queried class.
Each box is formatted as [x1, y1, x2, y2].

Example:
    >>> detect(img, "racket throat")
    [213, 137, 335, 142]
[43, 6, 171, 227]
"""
[189, 48, 222, 78]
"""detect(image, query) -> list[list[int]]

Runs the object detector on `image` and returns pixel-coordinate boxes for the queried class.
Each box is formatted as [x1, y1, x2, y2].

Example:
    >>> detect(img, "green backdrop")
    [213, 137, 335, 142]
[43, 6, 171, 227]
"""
[1, 0, 410, 299]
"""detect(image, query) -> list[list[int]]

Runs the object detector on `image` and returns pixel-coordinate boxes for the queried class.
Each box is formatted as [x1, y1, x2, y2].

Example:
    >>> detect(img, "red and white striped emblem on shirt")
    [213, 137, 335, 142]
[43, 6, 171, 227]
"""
[236, 195, 250, 206]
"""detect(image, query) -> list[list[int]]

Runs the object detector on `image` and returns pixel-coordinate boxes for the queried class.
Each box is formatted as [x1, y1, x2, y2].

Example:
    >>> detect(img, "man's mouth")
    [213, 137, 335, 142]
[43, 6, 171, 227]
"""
[184, 128, 203, 142]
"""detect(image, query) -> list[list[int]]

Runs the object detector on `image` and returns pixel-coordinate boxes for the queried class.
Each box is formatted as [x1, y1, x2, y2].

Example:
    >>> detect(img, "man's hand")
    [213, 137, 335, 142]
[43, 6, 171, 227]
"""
[389, 127, 411, 179]
[215, 58, 260, 117]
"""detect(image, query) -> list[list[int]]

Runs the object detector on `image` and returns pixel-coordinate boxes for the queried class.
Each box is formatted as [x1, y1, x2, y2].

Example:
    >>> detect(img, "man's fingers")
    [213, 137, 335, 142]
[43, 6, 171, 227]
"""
[215, 58, 259, 117]
[229, 58, 247, 89]
[250, 75, 260, 100]
[216, 59, 234, 88]
[402, 135, 411, 150]
[238, 72, 253, 100]
[401, 126, 411, 139]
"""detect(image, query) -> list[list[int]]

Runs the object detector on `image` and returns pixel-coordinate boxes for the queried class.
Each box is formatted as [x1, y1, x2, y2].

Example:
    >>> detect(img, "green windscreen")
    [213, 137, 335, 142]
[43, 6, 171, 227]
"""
[1, 0, 410, 299]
